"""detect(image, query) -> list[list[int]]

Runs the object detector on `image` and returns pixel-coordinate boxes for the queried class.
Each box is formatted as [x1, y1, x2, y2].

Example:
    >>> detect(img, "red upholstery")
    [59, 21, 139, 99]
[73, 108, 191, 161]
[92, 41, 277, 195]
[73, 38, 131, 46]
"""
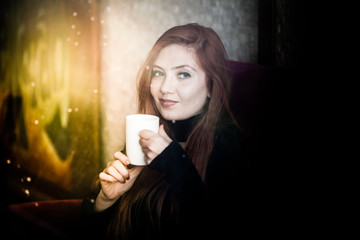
[229, 60, 275, 140]
[3, 199, 83, 239]
[2, 61, 277, 239]
[228, 60, 277, 167]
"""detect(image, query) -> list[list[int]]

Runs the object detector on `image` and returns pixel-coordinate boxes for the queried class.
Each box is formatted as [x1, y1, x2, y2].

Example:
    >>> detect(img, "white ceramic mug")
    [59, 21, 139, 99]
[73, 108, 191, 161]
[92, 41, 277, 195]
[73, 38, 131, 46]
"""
[126, 114, 159, 165]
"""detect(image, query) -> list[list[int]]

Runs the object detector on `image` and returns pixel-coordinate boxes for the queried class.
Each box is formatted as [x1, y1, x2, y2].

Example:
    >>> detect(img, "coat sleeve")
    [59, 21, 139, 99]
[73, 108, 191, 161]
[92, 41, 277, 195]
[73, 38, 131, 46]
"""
[79, 191, 120, 238]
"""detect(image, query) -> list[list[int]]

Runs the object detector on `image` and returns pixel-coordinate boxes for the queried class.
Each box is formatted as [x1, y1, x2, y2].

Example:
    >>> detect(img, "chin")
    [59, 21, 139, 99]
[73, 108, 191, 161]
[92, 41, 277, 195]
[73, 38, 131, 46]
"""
[158, 109, 181, 121]
[159, 110, 195, 121]
[160, 112, 179, 121]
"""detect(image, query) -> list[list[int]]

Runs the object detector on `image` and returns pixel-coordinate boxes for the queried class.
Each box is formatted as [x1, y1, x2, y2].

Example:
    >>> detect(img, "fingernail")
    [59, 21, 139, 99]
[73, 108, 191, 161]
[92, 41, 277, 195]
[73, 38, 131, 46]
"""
[125, 159, 130, 165]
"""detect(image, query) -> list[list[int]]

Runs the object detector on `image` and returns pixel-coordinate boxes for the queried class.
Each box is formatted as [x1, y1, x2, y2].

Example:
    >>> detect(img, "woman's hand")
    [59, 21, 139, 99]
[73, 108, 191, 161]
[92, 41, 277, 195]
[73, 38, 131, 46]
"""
[95, 152, 143, 212]
[139, 125, 172, 164]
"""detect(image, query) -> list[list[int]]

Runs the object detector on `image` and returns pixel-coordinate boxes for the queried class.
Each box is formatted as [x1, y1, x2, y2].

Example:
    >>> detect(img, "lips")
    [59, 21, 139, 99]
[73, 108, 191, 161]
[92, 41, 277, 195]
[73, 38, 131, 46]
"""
[159, 98, 178, 107]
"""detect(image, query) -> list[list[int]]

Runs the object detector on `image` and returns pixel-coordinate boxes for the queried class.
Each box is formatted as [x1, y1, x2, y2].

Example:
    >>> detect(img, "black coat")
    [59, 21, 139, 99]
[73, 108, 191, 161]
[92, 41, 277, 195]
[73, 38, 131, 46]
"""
[80, 120, 260, 239]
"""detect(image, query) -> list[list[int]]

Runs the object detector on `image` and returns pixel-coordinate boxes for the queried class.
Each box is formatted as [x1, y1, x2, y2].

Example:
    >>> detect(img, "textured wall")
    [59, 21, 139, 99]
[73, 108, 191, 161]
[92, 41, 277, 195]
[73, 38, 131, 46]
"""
[99, 0, 258, 165]
[275, 0, 304, 69]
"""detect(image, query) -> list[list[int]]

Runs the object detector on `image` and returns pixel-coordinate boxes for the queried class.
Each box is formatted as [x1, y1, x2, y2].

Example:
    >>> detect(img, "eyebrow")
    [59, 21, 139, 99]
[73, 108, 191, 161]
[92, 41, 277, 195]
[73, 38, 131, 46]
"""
[153, 64, 197, 72]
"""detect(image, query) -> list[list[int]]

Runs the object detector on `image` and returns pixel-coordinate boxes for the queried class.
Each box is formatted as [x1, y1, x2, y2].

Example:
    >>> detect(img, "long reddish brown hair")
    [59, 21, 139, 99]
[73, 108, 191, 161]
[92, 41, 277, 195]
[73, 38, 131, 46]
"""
[107, 23, 236, 239]
[137, 23, 234, 179]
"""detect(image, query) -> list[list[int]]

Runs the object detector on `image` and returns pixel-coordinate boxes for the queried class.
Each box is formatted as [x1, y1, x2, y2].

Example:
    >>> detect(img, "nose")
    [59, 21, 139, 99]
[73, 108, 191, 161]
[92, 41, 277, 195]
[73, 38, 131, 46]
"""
[160, 75, 176, 94]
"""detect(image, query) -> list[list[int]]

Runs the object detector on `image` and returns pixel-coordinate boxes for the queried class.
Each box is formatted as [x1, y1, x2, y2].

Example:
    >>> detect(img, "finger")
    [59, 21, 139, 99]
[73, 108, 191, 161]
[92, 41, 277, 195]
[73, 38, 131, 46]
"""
[144, 152, 157, 164]
[139, 129, 156, 140]
[114, 151, 130, 165]
[158, 125, 172, 142]
[99, 172, 117, 182]
[106, 165, 125, 183]
[138, 140, 155, 160]
[139, 137, 150, 149]
[112, 160, 130, 180]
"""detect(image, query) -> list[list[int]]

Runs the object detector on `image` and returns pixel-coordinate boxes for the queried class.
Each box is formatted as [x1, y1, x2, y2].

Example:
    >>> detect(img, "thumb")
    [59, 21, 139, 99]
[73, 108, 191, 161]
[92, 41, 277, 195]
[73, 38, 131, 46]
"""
[158, 124, 172, 142]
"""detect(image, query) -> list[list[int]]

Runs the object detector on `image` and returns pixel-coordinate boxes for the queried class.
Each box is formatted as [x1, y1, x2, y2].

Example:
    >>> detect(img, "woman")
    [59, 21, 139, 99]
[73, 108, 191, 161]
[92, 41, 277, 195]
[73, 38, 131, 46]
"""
[81, 23, 249, 239]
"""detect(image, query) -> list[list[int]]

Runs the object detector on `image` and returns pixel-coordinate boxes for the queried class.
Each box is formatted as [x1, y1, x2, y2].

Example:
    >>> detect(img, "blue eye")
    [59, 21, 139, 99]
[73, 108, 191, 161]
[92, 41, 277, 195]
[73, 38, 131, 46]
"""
[178, 72, 191, 79]
[152, 70, 164, 78]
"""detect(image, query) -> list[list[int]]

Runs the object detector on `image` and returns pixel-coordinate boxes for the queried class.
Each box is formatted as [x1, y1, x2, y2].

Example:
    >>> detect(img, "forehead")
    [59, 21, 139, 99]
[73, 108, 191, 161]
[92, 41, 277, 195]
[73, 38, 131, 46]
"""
[154, 44, 200, 69]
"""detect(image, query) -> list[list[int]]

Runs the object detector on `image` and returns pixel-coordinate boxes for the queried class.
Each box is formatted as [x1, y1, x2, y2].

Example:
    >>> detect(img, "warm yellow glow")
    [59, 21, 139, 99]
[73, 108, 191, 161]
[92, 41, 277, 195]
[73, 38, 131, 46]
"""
[22, 37, 71, 128]
[0, 1, 101, 196]
[2, 17, 74, 188]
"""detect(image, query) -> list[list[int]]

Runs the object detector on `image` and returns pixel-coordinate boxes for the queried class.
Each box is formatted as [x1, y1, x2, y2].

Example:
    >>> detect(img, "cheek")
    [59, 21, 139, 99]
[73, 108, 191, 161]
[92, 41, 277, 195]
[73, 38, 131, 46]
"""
[150, 82, 159, 98]
[179, 85, 207, 105]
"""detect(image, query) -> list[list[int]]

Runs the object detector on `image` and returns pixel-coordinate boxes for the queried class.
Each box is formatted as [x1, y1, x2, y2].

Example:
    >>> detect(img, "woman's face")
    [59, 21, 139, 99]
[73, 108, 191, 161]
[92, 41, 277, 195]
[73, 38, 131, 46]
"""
[150, 44, 209, 121]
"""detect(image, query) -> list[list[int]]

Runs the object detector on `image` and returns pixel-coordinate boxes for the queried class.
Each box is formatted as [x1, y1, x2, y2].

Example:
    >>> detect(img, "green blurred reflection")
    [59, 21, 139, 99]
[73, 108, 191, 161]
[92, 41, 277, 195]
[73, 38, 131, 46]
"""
[0, 0, 101, 205]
